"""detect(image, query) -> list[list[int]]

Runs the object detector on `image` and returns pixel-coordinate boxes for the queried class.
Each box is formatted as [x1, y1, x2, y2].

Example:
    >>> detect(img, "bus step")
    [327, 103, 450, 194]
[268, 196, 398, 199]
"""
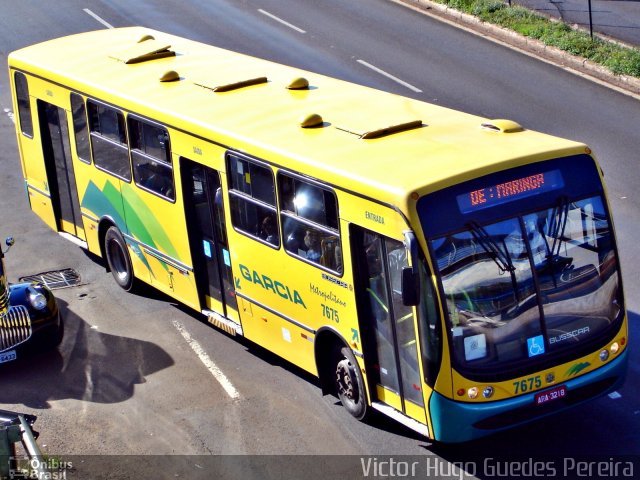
[202, 310, 243, 337]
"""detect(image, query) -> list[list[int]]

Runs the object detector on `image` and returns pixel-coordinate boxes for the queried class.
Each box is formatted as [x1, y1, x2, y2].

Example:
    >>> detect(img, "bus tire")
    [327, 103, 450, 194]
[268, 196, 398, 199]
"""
[334, 345, 368, 420]
[104, 226, 134, 291]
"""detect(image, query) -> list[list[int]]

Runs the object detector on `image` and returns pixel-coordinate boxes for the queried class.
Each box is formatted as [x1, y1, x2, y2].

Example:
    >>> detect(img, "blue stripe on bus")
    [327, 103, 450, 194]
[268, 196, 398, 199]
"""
[429, 349, 628, 443]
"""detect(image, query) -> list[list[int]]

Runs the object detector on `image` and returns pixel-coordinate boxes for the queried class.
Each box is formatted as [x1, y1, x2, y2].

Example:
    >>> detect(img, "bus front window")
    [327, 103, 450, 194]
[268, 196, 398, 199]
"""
[430, 195, 622, 373]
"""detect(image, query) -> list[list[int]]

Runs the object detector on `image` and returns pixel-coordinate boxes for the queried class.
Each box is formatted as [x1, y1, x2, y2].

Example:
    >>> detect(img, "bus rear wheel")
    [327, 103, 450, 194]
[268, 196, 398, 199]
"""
[104, 226, 134, 291]
[334, 346, 368, 420]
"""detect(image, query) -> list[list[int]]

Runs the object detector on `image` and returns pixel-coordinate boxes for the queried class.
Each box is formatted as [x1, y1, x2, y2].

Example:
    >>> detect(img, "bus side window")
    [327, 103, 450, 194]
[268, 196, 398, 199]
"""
[278, 173, 342, 273]
[128, 116, 174, 200]
[70, 93, 91, 164]
[226, 153, 280, 248]
[14, 72, 33, 137]
[87, 100, 131, 181]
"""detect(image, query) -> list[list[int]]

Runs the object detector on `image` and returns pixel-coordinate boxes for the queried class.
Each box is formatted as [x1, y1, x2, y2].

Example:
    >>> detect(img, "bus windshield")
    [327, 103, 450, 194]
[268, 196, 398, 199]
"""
[418, 155, 623, 378]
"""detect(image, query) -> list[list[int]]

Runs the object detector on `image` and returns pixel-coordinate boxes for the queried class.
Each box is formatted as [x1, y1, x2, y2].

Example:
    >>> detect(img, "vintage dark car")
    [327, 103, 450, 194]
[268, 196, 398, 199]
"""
[0, 237, 63, 365]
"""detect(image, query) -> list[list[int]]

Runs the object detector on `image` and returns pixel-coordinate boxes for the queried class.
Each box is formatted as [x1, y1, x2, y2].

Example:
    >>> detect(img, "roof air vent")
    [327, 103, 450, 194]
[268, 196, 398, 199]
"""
[300, 113, 323, 128]
[159, 70, 180, 82]
[287, 77, 310, 90]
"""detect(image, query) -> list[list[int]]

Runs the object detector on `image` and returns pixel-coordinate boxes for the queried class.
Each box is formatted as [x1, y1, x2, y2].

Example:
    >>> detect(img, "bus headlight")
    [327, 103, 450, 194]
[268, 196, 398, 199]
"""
[28, 288, 47, 310]
[599, 349, 609, 362]
[482, 386, 494, 398]
[468, 387, 479, 399]
[610, 342, 620, 354]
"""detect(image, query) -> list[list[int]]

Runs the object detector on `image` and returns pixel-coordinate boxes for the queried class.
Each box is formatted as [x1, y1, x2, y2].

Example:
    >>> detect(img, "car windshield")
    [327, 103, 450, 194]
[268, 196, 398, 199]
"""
[430, 195, 622, 372]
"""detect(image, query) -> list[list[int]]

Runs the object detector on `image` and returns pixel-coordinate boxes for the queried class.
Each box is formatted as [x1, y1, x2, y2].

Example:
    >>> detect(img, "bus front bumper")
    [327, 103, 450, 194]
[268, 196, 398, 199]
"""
[429, 349, 628, 443]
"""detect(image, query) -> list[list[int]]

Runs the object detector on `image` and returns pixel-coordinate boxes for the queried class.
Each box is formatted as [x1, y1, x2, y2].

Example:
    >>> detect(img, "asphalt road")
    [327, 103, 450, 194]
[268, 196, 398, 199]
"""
[0, 1, 638, 479]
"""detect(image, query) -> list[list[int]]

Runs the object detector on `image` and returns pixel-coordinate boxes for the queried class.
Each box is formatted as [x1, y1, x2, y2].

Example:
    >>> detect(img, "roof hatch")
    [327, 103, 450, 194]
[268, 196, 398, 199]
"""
[109, 38, 175, 64]
[193, 76, 268, 92]
[336, 119, 423, 139]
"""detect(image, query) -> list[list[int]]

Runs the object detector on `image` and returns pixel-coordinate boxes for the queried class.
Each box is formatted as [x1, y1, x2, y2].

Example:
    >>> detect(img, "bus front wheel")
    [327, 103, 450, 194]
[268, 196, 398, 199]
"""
[334, 346, 368, 420]
[104, 226, 134, 291]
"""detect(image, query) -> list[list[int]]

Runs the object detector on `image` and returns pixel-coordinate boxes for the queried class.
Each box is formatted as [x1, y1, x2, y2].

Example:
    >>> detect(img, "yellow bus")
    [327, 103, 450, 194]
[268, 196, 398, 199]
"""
[8, 27, 627, 442]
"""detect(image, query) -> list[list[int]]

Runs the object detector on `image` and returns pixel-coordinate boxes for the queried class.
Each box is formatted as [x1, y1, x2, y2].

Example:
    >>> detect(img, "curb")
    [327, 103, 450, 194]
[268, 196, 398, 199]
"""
[399, 0, 640, 98]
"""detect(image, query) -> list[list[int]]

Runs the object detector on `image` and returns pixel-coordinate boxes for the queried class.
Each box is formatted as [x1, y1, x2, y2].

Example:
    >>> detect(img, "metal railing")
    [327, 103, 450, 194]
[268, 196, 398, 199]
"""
[0, 410, 45, 480]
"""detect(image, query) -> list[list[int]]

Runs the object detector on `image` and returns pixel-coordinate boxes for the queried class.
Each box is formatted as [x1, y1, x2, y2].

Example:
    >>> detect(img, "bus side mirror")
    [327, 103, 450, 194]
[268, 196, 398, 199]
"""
[402, 267, 420, 306]
[402, 231, 421, 306]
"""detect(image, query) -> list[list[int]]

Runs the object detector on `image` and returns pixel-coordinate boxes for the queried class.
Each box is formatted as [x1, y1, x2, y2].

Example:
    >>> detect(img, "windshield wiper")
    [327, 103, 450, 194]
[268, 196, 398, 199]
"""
[548, 196, 570, 257]
[469, 221, 514, 273]
[541, 196, 573, 287]
[468, 221, 519, 302]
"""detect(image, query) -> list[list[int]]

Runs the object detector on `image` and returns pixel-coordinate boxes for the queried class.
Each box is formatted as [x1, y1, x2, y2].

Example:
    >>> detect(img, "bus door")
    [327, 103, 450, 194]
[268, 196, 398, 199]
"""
[181, 158, 238, 321]
[351, 226, 428, 424]
[37, 101, 85, 240]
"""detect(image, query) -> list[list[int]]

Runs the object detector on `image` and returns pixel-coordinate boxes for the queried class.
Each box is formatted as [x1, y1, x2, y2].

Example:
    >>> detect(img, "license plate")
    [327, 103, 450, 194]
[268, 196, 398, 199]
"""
[535, 384, 567, 405]
[0, 350, 17, 364]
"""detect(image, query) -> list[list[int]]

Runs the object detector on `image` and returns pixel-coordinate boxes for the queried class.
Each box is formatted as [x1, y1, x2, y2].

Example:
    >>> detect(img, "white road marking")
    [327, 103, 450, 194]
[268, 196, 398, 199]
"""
[83, 8, 114, 29]
[258, 9, 306, 34]
[172, 320, 240, 400]
[357, 59, 422, 93]
[608, 391, 622, 399]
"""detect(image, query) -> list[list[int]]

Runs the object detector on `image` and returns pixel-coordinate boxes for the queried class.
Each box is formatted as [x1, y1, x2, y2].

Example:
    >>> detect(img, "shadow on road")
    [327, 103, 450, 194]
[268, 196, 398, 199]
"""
[0, 298, 174, 408]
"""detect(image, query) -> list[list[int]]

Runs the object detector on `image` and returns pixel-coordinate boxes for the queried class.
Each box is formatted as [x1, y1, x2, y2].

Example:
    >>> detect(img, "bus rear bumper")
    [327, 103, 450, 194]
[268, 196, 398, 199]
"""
[429, 349, 628, 443]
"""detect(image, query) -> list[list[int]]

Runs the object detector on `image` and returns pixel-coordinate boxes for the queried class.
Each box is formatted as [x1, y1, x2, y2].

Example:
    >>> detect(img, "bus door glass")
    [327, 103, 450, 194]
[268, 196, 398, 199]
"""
[352, 226, 426, 418]
[182, 159, 237, 316]
[37, 100, 84, 240]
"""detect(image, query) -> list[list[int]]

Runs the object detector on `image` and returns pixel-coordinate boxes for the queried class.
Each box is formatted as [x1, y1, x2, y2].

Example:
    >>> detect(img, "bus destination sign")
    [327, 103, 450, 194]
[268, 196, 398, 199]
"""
[456, 169, 564, 214]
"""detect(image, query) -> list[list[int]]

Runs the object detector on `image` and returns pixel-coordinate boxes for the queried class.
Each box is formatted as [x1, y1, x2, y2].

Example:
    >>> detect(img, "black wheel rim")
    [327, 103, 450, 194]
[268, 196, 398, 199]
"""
[336, 358, 358, 405]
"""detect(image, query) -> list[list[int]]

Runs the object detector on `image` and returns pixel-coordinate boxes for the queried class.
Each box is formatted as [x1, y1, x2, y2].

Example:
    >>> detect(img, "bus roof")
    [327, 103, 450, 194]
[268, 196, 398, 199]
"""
[8, 27, 587, 208]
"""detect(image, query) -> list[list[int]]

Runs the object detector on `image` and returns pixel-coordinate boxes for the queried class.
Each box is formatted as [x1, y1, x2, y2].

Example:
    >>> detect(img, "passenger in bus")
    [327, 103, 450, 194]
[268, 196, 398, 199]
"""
[320, 237, 342, 270]
[144, 173, 172, 197]
[304, 229, 322, 262]
[259, 214, 278, 245]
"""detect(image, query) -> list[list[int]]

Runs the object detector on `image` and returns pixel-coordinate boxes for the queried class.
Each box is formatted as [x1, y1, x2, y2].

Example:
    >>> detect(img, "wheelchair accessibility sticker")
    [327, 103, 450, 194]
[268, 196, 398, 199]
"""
[527, 335, 545, 357]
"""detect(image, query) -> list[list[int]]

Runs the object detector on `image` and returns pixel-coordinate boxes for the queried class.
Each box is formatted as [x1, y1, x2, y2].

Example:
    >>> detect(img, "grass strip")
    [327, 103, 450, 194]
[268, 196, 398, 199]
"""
[437, 0, 640, 77]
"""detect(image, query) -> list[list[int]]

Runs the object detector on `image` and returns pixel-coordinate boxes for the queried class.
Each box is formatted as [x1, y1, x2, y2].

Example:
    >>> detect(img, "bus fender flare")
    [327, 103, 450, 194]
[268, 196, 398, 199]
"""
[314, 326, 352, 396]
[98, 215, 118, 272]
[97, 216, 121, 272]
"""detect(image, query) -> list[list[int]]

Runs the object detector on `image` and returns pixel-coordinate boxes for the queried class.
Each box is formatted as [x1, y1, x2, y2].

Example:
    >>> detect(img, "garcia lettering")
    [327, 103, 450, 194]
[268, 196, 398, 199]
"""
[239, 264, 306, 308]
